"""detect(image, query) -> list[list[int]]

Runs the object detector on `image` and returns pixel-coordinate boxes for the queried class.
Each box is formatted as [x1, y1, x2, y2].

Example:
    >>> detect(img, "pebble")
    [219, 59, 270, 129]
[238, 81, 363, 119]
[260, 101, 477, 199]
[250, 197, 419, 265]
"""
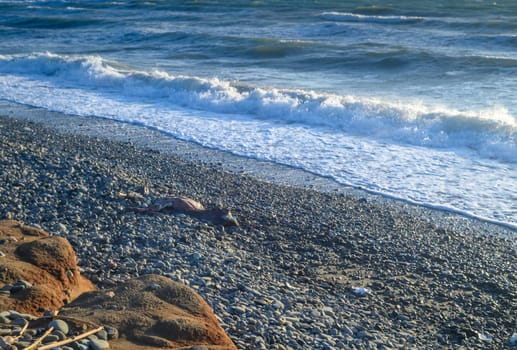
[96, 329, 108, 340]
[10, 280, 32, 293]
[53, 329, 67, 340]
[0, 311, 112, 350]
[0, 117, 514, 350]
[148, 283, 160, 291]
[105, 326, 119, 340]
[42, 334, 60, 343]
[11, 318, 27, 326]
[90, 338, 110, 350]
[58, 223, 69, 234]
[0, 328, 11, 336]
[272, 300, 284, 310]
[49, 319, 69, 335]
[16, 341, 32, 348]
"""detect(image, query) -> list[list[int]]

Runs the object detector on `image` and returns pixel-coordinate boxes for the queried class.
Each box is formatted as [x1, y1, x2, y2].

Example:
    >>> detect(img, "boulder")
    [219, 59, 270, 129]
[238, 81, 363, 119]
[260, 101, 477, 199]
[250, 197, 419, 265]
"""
[0, 220, 236, 349]
[0, 220, 95, 314]
[60, 274, 236, 350]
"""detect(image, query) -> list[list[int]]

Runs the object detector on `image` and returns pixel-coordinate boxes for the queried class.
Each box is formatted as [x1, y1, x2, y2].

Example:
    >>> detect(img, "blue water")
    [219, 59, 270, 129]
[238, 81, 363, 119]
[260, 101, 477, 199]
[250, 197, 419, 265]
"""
[0, 0, 516, 228]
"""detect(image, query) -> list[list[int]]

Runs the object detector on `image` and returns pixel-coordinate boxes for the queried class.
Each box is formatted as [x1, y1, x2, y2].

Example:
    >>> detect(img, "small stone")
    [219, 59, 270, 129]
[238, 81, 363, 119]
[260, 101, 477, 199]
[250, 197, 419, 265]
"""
[189, 252, 201, 262]
[26, 329, 37, 336]
[11, 280, 32, 293]
[17, 280, 32, 287]
[42, 334, 60, 344]
[343, 325, 354, 336]
[352, 287, 371, 296]
[149, 283, 160, 291]
[57, 223, 69, 234]
[7, 311, 22, 319]
[309, 309, 321, 317]
[49, 319, 69, 335]
[398, 315, 410, 322]
[73, 343, 90, 350]
[104, 326, 118, 340]
[44, 310, 58, 317]
[15, 341, 32, 348]
[232, 305, 246, 314]
[272, 300, 284, 310]
[87, 334, 98, 341]
[52, 329, 67, 340]
[0, 329, 12, 336]
[78, 339, 90, 345]
[96, 329, 108, 340]
[90, 338, 110, 350]
[476, 331, 492, 341]
[11, 318, 27, 326]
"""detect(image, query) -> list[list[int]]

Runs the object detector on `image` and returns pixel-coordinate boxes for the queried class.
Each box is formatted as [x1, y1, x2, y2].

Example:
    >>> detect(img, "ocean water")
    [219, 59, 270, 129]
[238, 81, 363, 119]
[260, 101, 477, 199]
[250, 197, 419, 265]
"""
[0, 0, 515, 229]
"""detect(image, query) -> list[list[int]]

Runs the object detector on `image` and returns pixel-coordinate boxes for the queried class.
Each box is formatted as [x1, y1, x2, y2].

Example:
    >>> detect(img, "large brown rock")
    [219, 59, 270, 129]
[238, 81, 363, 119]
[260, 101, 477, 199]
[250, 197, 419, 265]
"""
[60, 274, 237, 350]
[0, 220, 236, 349]
[0, 220, 95, 314]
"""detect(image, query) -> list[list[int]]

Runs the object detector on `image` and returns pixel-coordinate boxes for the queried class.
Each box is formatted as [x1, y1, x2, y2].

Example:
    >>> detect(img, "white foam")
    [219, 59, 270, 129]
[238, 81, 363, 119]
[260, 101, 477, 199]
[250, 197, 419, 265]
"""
[320, 12, 424, 24]
[0, 53, 514, 163]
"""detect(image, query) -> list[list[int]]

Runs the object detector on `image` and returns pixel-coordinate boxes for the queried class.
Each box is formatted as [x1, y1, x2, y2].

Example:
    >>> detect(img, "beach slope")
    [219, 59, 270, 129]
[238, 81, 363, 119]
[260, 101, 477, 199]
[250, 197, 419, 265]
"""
[0, 116, 515, 349]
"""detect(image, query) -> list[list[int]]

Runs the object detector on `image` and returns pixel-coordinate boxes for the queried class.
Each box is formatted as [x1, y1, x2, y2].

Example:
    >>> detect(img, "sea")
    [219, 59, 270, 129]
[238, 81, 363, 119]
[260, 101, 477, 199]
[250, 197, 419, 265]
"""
[0, 0, 515, 230]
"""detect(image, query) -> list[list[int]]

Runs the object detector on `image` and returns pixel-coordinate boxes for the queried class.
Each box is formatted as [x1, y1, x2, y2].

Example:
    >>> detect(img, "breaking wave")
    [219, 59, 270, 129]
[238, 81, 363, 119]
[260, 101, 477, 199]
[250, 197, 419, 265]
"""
[0, 52, 515, 163]
[320, 12, 424, 24]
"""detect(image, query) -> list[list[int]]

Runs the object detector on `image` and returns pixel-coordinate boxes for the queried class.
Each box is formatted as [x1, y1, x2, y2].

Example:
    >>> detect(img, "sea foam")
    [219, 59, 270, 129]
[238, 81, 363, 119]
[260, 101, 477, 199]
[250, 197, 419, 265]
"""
[320, 12, 424, 24]
[0, 52, 515, 164]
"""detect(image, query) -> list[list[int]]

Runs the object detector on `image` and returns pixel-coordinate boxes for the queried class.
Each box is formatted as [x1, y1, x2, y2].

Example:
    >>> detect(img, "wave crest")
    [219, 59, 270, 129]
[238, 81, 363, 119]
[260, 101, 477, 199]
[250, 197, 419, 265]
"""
[320, 12, 424, 24]
[0, 52, 515, 163]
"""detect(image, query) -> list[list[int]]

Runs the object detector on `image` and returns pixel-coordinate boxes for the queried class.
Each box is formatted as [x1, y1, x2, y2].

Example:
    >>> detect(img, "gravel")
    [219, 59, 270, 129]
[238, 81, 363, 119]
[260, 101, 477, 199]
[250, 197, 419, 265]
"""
[0, 115, 515, 349]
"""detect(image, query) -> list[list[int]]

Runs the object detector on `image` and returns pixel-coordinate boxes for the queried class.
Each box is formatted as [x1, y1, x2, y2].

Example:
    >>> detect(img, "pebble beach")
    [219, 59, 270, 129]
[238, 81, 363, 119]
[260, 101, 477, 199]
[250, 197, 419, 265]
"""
[0, 113, 515, 349]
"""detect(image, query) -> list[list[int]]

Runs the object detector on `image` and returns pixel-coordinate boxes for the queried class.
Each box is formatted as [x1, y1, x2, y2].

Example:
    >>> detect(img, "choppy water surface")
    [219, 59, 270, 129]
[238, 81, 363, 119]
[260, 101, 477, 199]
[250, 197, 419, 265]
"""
[0, 0, 515, 228]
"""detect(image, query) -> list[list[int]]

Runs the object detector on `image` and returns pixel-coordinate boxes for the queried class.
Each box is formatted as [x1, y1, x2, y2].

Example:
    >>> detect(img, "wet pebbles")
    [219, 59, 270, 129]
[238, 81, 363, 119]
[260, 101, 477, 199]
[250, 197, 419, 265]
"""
[0, 310, 111, 350]
[0, 116, 515, 349]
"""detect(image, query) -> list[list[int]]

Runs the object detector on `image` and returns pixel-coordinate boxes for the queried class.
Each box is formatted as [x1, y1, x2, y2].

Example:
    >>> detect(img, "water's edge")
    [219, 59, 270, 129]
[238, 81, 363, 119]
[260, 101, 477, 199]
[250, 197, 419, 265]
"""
[1, 99, 514, 238]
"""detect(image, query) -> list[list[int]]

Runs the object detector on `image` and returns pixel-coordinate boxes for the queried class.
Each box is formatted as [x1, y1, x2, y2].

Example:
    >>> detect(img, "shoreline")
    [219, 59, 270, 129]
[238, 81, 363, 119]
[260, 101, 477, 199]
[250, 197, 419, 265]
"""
[0, 105, 516, 349]
[1, 100, 514, 237]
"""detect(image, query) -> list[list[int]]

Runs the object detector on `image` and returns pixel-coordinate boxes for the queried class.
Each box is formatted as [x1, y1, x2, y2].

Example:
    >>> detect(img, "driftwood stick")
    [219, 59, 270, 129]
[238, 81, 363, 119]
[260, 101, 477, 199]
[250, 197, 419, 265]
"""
[12, 318, 29, 341]
[24, 326, 54, 350]
[37, 325, 104, 350]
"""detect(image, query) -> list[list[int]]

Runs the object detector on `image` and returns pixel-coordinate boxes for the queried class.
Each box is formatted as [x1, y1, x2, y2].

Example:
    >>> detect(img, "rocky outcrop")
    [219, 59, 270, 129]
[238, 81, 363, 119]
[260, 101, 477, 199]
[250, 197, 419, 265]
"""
[60, 274, 237, 350]
[0, 220, 236, 349]
[0, 220, 95, 314]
